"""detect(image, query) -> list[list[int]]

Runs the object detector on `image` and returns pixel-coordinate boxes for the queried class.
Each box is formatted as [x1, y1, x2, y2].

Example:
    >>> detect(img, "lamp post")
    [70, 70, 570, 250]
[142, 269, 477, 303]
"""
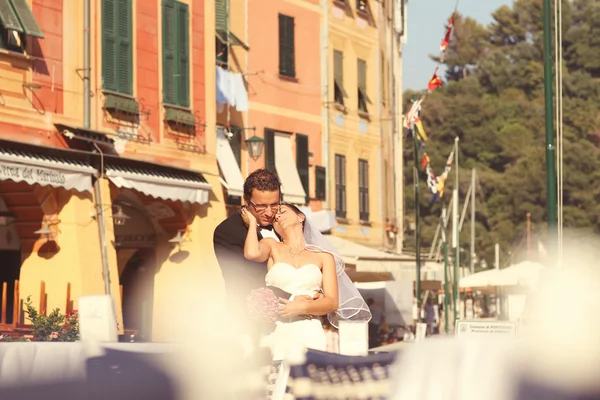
[245, 135, 265, 161]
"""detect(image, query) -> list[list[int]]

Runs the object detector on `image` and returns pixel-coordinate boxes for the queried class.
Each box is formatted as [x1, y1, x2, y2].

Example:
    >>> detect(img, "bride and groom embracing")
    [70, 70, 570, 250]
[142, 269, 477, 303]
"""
[213, 168, 371, 360]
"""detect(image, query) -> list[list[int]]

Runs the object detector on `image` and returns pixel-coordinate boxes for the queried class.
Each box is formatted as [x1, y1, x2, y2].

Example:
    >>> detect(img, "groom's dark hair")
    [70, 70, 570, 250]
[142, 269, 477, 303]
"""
[243, 168, 281, 200]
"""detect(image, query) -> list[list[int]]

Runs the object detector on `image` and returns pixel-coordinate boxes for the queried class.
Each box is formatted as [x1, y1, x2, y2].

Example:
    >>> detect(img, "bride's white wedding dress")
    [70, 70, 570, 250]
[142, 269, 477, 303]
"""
[261, 262, 327, 360]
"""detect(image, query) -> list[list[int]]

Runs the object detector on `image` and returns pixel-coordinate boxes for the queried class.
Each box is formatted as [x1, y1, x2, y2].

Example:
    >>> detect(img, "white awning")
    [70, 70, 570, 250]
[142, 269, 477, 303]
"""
[0, 147, 95, 193]
[274, 133, 306, 204]
[105, 164, 212, 205]
[216, 128, 244, 197]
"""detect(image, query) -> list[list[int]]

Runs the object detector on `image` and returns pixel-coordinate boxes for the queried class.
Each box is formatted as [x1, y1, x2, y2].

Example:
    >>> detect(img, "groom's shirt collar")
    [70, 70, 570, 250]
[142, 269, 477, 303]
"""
[258, 224, 280, 241]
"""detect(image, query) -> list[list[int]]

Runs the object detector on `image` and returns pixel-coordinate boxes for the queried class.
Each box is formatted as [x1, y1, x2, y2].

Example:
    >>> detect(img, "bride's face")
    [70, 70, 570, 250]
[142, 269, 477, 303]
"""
[273, 205, 305, 236]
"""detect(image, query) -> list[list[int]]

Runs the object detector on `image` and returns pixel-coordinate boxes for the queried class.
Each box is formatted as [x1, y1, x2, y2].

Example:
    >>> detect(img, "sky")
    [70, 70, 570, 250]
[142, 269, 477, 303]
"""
[403, 0, 511, 91]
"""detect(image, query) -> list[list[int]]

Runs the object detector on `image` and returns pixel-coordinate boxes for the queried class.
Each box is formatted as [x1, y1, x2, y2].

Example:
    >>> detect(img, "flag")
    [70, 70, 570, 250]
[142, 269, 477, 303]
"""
[421, 153, 430, 170]
[428, 71, 443, 92]
[537, 239, 547, 258]
[426, 165, 440, 203]
[440, 13, 455, 52]
[435, 149, 454, 199]
[414, 117, 429, 141]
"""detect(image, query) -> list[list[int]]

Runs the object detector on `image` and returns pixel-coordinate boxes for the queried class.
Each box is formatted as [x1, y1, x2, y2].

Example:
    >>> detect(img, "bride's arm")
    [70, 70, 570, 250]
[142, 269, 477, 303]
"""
[243, 223, 275, 262]
[280, 253, 339, 317]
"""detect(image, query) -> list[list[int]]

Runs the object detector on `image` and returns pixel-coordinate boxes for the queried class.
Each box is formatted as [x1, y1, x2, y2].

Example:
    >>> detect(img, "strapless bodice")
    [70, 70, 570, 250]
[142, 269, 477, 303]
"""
[265, 262, 322, 298]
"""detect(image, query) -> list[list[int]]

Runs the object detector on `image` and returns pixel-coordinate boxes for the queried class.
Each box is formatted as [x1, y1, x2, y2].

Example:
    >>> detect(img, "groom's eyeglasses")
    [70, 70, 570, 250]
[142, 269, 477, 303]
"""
[248, 199, 280, 213]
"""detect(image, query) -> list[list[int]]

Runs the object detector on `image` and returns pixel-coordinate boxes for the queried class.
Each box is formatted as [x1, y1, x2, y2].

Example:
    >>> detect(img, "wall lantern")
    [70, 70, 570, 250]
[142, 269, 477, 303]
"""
[168, 230, 188, 249]
[34, 220, 59, 242]
[0, 210, 16, 227]
[112, 205, 131, 226]
[245, 134, 265, 161]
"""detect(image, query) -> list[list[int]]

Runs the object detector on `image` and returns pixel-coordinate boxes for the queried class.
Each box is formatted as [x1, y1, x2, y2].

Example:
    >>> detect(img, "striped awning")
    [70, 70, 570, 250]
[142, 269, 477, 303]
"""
[104, 163, 212, 205]
[0, 147, 95, 193]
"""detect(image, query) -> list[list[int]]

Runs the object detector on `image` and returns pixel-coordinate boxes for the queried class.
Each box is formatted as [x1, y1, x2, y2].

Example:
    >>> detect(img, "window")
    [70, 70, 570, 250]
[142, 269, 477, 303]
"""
[296, 134, 309, 203]
[0, 0, 44, 54]
[359, 159, 369, 221]
[278, 14, 295, 78]
[215, 0, 248, 66]
[162, 0, 189, 107]
[333, 50, 347, 105]
[357, 0, 369, 13]
[335, 154, 346, 218]
[357, 58, 371, 114]
[102, 0, 133, 95]
[315, 166, 326, 201]
[264, 129, 275, 171]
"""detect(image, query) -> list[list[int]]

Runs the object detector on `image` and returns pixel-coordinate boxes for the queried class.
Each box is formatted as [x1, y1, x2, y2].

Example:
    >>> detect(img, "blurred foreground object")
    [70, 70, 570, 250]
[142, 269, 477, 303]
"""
[78, 295, 118, 342]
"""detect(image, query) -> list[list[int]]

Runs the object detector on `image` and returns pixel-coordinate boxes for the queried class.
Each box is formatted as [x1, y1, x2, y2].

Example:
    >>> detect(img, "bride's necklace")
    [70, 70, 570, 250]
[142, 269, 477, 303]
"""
[285, 244, 305, 258]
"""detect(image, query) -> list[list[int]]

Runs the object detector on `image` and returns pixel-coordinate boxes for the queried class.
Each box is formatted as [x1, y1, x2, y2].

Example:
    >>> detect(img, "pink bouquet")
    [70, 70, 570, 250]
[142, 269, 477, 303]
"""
[247, 287, 280, 323]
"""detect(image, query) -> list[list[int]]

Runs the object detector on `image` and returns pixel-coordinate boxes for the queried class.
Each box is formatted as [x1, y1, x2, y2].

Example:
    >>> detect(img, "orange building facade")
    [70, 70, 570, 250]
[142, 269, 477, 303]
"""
[0, 0, 225, 342]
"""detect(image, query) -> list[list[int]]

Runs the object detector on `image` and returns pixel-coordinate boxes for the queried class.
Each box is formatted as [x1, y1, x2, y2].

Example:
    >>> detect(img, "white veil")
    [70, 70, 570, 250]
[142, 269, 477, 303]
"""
[302, 218, 372, 327]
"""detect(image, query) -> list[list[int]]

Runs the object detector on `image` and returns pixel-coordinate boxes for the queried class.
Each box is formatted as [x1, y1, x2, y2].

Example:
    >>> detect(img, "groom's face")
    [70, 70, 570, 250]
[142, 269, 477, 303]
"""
[247, 189, 280, 226]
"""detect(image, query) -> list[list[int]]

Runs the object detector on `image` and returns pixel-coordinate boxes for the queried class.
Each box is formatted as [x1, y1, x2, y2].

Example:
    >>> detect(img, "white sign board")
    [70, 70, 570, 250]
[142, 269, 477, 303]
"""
[455, 320, 517, 337]
[415, 322, 427, 343]
[338, 321, 368, 356]
[79, 295, 119, 342]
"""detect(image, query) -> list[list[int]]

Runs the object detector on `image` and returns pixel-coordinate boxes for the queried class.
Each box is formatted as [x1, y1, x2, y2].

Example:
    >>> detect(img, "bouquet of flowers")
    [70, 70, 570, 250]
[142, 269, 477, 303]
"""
[247, 287, 280, 323]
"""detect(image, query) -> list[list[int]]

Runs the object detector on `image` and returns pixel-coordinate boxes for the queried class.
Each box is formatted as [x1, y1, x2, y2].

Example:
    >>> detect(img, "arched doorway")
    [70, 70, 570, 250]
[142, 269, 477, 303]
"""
[114, 192, 158, 341]
[0, 196, 20, 326]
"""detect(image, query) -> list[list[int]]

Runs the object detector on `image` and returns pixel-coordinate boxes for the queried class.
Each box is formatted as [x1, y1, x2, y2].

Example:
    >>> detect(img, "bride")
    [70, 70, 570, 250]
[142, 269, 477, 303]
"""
[241, 203, 371, 360]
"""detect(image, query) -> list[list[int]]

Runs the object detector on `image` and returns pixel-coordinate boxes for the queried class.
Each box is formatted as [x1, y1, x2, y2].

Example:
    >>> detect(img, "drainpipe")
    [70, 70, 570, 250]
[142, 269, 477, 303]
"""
[321, 0, 331, 210]
[244, 0, 250, 176]
[86, 0, 112, 296]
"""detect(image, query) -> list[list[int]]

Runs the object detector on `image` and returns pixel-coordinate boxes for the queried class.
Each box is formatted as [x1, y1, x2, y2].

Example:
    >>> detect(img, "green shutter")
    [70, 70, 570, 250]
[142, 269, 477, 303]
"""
[116, 0, 132, 95]
[10, 0, 43, 38]
[264, 129, 275, 172]
[278, 14, 295, 77]
[315, 166, 326, 201]
[296, 134, 309, 203]
[215, 0, 228, 33]
[0, 0, 23, 33]
[162, 0, 175, 104]
[176, 2, 189, 107]
[102, 0, 117, 91]
[230, 128, 242, 168]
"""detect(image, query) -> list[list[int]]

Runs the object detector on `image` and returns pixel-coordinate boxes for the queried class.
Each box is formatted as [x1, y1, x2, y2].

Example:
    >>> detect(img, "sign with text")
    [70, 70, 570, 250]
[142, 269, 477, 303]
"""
[455, 320, 517, 337]
[0, 160, 92, 193]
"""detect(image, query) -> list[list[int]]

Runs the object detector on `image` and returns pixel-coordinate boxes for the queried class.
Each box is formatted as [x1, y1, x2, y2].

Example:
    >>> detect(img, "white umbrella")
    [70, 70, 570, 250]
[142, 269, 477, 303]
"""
[492, 261, 545, 288]
[459, 269, 501, 289]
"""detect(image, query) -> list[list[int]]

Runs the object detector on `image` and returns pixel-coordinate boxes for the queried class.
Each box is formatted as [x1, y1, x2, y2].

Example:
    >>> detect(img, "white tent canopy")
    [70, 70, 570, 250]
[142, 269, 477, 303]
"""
[460, 261, 546, 289]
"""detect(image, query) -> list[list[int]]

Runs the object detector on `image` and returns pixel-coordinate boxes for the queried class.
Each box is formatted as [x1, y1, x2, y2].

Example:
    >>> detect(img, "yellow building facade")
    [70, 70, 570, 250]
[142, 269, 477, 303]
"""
[327, 1, 385, 247]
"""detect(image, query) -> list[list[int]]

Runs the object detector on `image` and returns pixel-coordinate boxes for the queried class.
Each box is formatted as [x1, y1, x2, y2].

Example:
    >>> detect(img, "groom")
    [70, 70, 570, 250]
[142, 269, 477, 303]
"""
[213, 169, 319, 314]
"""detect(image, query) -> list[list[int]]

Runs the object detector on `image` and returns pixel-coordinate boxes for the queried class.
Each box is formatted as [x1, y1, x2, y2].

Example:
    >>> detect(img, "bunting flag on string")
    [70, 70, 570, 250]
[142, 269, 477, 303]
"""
[428, 68, 443, 92]
[425, 164, 440, 203]
[440, 13, 455, 57]
[414, 117, 429, 142]
[421, 153, 430, 170]
[435, 149, 454, 199]
[404, 97, 425, 140]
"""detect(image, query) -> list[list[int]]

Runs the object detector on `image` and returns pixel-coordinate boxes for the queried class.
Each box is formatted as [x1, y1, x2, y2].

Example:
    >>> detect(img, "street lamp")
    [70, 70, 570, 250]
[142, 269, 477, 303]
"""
[245, 134, 264, 160]
[112, 205, 131, 226]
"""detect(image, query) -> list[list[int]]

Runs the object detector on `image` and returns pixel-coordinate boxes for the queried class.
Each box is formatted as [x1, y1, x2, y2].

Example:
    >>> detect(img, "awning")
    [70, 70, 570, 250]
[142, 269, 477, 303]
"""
[216, 128, 244, 197]
[105, 163, 212, 205]
[324, 234, 402, 270]
[0, 146, 95, 193]
[274, 133, 306, 204]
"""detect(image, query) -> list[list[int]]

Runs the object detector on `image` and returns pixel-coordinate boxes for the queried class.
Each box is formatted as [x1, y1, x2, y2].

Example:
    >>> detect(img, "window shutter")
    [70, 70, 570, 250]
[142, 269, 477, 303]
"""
[278, 14, 295, 77]
[215, 0, 228, 32]
[359, 160, 369, 220]
[315, 166, 326, 201]
[357, 59, 366, 91]
[230, 128, 242, 168]
[341, 156, 346, 215]
[264, 129, 276, 172]
[296, 134, 309, 202]
[177, 2, 190, 107]
[334, 50, 343, 86]
[162, 0, 175, 104]
[335, 154, 346, 218]
[116, 0, 133, 95]
[102, 0, 117, 92]
[10, 0, 44, 38]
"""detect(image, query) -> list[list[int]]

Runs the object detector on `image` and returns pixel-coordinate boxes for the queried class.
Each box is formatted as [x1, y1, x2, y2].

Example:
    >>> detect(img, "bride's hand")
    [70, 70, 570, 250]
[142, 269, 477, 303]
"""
[240, 205, 256, 227]
[278, 297, 309, 318]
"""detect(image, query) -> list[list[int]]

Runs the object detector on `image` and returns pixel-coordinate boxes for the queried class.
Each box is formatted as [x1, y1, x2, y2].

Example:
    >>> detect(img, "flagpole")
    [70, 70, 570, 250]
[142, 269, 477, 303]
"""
[453, 137, 460, 324]
[441, 207, 449, 334]
[413, 119, 422, 322]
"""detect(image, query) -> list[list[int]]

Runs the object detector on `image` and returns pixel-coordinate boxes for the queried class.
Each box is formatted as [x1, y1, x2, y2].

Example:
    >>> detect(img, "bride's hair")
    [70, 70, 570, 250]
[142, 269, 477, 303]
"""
[280, 203, 305, 229]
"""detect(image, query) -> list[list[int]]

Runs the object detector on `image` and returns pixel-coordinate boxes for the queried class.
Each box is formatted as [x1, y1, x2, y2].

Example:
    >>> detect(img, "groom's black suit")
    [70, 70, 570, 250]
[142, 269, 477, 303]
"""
[213, 213, 268, 308]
